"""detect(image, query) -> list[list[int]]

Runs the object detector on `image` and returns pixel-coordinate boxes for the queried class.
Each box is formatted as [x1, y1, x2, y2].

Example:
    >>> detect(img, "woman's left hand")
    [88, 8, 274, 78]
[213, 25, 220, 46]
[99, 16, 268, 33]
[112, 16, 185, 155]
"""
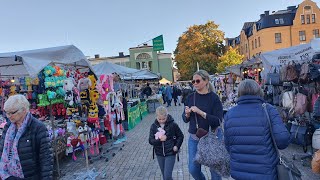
[190, 106, 201, 114]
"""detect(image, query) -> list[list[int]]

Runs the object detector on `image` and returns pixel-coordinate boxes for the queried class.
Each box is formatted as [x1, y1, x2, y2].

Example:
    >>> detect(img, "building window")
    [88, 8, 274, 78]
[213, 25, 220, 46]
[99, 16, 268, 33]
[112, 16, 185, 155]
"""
[258, 37, 261, 47]
[301, 15, 305, 24]
[245, 44, 248, 53]
[142, 62, 148, 69]
[136, 62, 141, 69]
[299, 31, 306, 41]
[304, 5, 312, 12]
[279, 18, 284, 24]
[312, 14, 316, 23]
[252, 40, 254, 49]
[313, 29, 319, 38]
[136, 53, 151, 60]
[307, 14, 311, 24]
[255, 39, 257, 48]
[275, 33, 282, 43]
[275, 18, 284, 24]
[148, 61, 152, 71]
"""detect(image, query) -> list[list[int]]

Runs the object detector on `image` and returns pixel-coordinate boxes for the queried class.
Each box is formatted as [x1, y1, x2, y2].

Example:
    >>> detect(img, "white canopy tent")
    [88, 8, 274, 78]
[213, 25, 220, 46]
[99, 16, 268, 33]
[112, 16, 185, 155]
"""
[93, 61, 159, 80]
[260, 39, 320, 79]
[0, 45, 94, 77]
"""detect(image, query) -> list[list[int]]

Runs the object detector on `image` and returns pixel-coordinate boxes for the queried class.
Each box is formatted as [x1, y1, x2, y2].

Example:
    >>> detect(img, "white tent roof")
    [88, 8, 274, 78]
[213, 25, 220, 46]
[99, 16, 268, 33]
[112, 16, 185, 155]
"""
[260, 41, 318, 79]
[93, 61, 159, 80]
[0, 45, 93, 77]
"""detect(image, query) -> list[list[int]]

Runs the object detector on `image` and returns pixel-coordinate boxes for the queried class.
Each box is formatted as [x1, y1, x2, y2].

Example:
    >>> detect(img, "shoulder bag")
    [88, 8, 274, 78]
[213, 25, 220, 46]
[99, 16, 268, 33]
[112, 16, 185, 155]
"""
[194, 118, 230, 177]
[262, 103, 302, 180]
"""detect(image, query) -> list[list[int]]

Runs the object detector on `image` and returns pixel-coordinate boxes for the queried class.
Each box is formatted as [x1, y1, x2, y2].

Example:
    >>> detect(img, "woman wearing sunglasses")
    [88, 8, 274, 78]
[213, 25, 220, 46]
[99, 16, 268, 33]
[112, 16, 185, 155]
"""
[0, 94, 53, 180]
[182, 70, 223, 180]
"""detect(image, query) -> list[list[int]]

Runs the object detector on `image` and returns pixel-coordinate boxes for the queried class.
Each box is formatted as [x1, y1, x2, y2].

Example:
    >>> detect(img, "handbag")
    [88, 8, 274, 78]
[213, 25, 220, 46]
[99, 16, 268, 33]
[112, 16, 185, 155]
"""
[262, 103, 302, 180]
[193, 93, 208, 138]
[266, 67, 281, 85]
[194, 120, 230, 177]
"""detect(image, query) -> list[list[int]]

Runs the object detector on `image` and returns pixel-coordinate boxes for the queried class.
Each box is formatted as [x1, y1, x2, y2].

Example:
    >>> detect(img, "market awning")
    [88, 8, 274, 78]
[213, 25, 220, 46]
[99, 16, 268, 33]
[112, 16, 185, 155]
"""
[0, 45, 93, 77]
[159, 78, 171, 84]
[93, 61, 159, 80]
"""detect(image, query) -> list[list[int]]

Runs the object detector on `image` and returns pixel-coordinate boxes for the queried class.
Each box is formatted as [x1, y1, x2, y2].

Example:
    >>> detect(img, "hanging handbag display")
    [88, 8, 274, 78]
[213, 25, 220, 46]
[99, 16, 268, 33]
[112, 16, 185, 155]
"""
[193, 93, 208, 138]
[194, 119, 230, 177]
[262, 103, 302, 180]
[286, 62, 299, 82]
[266, 67, 281, 85]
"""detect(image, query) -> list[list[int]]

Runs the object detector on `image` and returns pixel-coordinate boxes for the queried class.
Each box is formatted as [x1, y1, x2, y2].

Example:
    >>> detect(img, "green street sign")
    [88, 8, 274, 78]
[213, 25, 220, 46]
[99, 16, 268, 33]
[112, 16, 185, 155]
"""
[152, 35, 164, 51]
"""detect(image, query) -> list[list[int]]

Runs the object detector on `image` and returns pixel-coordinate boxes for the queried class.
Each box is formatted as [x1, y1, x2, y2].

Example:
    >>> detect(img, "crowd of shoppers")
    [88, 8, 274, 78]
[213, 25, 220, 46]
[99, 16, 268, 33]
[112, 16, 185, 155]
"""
[149, 70, 291, 180]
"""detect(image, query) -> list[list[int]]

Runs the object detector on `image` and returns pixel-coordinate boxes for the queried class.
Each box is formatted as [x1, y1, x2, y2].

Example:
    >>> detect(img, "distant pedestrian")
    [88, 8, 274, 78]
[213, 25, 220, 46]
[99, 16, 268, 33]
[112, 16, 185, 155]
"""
[165, 83, 173, 107]
[143, 83, 152, 98]
[181, 85, 193, 105]
[149, 106, 184, 180]
[172, 85, 180, 106]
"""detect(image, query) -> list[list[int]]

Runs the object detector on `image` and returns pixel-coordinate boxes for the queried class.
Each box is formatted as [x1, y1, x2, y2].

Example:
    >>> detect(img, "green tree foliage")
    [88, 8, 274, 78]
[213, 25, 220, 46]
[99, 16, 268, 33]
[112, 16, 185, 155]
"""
[174, 21, 225, 80]
[217, 47, 243, 73]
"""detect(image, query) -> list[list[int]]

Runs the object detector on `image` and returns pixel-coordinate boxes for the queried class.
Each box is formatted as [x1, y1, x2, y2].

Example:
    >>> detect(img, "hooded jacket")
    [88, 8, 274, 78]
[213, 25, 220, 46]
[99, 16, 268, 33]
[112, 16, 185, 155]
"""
[149, 115, 184, 157]
[224, 95, 290, 180]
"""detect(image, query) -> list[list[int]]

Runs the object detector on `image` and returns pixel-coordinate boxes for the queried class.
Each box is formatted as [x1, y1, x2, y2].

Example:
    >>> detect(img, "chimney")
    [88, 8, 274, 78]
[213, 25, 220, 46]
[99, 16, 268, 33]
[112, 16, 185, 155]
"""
[119, 52, 124, 57]
[260, 14, 265, 19]
[287, 6, 296, 11]
[264, 11, 269, 16]
[94, 54, 100, 59]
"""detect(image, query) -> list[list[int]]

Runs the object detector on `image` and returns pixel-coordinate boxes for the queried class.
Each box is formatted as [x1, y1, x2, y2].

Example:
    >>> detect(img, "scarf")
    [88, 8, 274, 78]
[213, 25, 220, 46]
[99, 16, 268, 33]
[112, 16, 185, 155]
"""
[0, 113, 31, 179]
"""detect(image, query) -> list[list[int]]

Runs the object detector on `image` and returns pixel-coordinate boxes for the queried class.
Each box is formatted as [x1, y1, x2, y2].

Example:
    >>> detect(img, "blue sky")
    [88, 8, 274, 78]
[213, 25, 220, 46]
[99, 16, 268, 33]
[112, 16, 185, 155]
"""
[0, 0, 308, 57]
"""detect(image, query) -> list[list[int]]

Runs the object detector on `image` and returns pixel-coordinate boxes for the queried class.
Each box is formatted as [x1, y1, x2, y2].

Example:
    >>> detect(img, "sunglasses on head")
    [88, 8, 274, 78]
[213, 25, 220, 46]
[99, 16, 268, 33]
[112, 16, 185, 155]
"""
[192, 79, 201, 84]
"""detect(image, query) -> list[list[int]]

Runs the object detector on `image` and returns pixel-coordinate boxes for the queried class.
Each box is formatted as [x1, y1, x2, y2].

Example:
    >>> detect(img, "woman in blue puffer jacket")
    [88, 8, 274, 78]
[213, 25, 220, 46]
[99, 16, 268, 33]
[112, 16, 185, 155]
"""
[224, 79, 290, 180]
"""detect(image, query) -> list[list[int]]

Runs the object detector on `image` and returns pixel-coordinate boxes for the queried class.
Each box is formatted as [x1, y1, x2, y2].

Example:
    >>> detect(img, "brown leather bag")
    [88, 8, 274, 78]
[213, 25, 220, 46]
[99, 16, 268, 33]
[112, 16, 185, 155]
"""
[286, 62, 298, 82]
[312, 150, 320, 174]
[299, 63, 310, 83]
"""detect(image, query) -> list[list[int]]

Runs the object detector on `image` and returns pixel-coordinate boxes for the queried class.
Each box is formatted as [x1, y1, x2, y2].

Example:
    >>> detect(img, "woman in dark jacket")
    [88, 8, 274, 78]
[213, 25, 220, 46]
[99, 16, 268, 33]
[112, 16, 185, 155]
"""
[224, 79, 290, 180]
[149, 106, 184, 180]
[182, 70, 223, 180]
[0, 94, 53, 180]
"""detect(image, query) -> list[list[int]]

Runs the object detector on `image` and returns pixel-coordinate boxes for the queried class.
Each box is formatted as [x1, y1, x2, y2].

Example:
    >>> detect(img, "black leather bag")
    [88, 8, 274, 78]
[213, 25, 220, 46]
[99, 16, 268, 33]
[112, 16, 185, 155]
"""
[262, 103, 302, 180]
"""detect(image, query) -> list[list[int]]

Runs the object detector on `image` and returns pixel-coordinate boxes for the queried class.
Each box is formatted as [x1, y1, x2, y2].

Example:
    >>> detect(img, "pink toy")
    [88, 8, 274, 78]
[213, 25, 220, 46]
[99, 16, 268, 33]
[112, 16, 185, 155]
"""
[155, 127, 166, 140]
[96, 74, 114, 101]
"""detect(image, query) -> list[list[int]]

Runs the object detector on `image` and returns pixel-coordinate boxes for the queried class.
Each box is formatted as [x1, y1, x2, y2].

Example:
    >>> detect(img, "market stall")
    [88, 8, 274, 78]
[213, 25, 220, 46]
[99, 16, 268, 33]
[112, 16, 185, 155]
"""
[0, 45, 105, 177]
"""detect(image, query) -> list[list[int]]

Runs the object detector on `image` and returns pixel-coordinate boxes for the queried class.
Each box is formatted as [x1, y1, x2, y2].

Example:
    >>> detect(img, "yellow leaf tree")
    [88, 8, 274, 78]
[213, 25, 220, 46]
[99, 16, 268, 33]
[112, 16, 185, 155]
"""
[217, 47, 243, 73]
[175, 21, 225, 80]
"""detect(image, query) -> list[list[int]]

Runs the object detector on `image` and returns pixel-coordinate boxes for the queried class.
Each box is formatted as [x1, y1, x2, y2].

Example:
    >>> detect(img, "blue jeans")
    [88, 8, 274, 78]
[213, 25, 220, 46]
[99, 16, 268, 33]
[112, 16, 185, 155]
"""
[188, 136, 222, 180]
[156, 155, 176, 180]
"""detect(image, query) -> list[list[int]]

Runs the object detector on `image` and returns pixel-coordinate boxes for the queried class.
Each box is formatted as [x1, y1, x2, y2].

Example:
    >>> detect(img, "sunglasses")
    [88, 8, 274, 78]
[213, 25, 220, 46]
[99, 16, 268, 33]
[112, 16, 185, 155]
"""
[5, 109, 21, 116]
[192, 79, 201, 84]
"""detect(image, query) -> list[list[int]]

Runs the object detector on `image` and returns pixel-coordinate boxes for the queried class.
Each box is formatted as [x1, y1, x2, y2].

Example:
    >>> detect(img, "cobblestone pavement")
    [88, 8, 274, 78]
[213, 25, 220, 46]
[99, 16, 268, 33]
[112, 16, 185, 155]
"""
[59, 105, 320, 180]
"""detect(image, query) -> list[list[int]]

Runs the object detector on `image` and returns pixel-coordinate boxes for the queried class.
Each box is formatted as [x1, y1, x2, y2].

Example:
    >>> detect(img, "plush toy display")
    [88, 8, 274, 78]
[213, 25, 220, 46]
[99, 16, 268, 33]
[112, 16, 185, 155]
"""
[77, 78, 92, 92]
[88, 75, 97, 91]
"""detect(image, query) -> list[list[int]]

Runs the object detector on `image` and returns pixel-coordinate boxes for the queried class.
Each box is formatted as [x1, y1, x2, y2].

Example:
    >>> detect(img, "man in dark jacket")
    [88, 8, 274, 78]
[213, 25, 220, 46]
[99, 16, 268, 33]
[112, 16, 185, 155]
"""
[0, 95, 53, 180]
[143, 83, 152, 98]
[149, 106, 184, 180]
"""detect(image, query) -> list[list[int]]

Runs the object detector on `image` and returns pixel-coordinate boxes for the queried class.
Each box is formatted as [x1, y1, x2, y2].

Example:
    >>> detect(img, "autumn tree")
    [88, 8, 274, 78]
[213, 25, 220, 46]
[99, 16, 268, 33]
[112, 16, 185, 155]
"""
[217, 47, 243, 73]
[174, 21, 225, 80]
